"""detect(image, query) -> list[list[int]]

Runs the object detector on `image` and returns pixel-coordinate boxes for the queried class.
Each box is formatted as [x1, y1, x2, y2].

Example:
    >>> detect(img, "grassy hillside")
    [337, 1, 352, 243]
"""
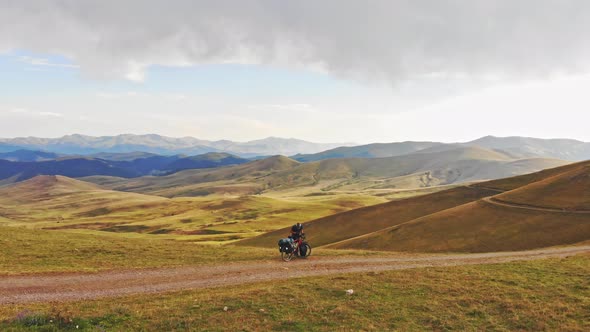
[329, 200, 590, 252]
[237, 186, 499, 248]
[0, 175, 166, 222]
[0, 175, 385, 242]
[471, 160, 590, 191]
[495, 162, 590, 211]
[327, 161, 590, 252]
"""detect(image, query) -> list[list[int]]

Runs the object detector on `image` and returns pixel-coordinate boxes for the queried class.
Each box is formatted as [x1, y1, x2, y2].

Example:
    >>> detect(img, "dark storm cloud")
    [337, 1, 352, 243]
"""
[1, 0, 589, 82]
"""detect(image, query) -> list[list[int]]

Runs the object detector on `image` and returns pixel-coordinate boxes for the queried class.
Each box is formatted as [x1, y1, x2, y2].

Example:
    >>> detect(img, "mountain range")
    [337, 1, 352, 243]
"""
[0, 134, 588, 190]
[0, 134, 349, 157]
[1, 134, 589, 161]
[295, 136, 590, 162]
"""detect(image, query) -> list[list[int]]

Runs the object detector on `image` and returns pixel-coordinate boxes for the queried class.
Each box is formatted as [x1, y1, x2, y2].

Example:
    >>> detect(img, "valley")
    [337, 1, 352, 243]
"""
[0, 136, 588, 331]
[4, 3, 590, 329]
[0, 175, 387, 242]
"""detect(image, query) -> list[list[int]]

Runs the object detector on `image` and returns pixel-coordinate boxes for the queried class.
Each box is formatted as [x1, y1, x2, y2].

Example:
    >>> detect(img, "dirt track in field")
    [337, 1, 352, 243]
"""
[1, 246, 589, 304]
[482, 197, 590, 213]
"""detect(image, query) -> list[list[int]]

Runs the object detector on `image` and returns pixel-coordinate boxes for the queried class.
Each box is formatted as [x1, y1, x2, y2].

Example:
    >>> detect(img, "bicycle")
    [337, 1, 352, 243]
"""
[280, 234, 312, 262]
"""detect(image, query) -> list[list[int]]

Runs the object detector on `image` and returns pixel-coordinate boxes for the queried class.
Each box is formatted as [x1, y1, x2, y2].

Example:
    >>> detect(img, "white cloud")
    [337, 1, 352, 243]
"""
[123, 62, 147, 82]
[1, 1, 589, 83]
[247, 103, 316, 113]
[3, 107, 64, 118]
[8, 108, 30, 114]
[18, 55, 78, 69]
[1, 1, 590, 143]
[95, 91, 149, 98]
[38, 111, 64, 117]
[164, 93, 188, 101]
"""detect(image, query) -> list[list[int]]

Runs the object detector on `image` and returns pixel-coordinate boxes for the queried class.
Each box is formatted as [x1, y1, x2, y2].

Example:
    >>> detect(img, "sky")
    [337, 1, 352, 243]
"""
[1, 0, 590, 144]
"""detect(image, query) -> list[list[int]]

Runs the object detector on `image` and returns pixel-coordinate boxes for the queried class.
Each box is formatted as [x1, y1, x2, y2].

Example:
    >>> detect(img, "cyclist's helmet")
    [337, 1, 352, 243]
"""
[297, 223, 303, 229]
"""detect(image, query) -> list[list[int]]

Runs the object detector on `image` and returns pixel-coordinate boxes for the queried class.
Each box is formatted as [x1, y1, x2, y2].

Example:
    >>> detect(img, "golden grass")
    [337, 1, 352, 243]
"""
[474, 160, 590, 191]
[0, 225, 396, 275]
[331, 200, 590, 252]
[0, 175, 387, 242]
[496, 163, 590, 210]
[0, 225, 273, 274]
[328, 161, 590, 252]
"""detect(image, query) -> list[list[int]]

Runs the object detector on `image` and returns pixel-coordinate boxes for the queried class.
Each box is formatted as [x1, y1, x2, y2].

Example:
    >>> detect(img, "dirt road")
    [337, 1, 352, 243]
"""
[483, 197, 590, 213]
[1, 246, 588, 305]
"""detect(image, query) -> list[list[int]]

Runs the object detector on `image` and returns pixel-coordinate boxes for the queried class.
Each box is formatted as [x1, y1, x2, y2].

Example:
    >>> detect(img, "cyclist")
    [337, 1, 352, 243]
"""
[289, 223, 305, 255]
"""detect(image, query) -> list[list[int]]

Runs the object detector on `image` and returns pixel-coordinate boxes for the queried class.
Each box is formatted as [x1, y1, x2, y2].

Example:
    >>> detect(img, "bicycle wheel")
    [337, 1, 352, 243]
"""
[281, 251, 293, 262]
[303, 244, 311, 257]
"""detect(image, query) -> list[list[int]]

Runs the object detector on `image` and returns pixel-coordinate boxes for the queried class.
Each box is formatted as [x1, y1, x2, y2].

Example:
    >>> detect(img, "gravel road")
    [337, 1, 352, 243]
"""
[1, 245, 588, 304]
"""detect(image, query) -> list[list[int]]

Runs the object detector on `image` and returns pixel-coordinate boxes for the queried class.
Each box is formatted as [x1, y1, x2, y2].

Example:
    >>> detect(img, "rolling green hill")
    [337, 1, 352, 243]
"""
[0, 174, 385, 241]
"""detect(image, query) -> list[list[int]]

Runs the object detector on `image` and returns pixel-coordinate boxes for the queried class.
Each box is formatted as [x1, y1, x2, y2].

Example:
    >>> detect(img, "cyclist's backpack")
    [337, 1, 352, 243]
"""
[278, 238, 293, 253]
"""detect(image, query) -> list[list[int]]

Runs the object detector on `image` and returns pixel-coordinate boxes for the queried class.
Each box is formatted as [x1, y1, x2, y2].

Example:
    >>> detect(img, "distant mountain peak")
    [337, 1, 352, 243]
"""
[0, 134, 348, 157]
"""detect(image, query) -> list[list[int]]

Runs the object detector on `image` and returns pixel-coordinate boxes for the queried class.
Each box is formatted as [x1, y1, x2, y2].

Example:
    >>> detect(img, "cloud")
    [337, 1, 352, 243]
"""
[164, 93, 188, 101]
[247, 104, 316, 112]
[1, 1, 590, 84]
[95, 91, 149, 98]
[4, 107, 63, 118]
[8, 108, 30, 114]
[18, 55, 79, 68]
[95, 91, 187, 100]
[38, 111, 64, 117]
